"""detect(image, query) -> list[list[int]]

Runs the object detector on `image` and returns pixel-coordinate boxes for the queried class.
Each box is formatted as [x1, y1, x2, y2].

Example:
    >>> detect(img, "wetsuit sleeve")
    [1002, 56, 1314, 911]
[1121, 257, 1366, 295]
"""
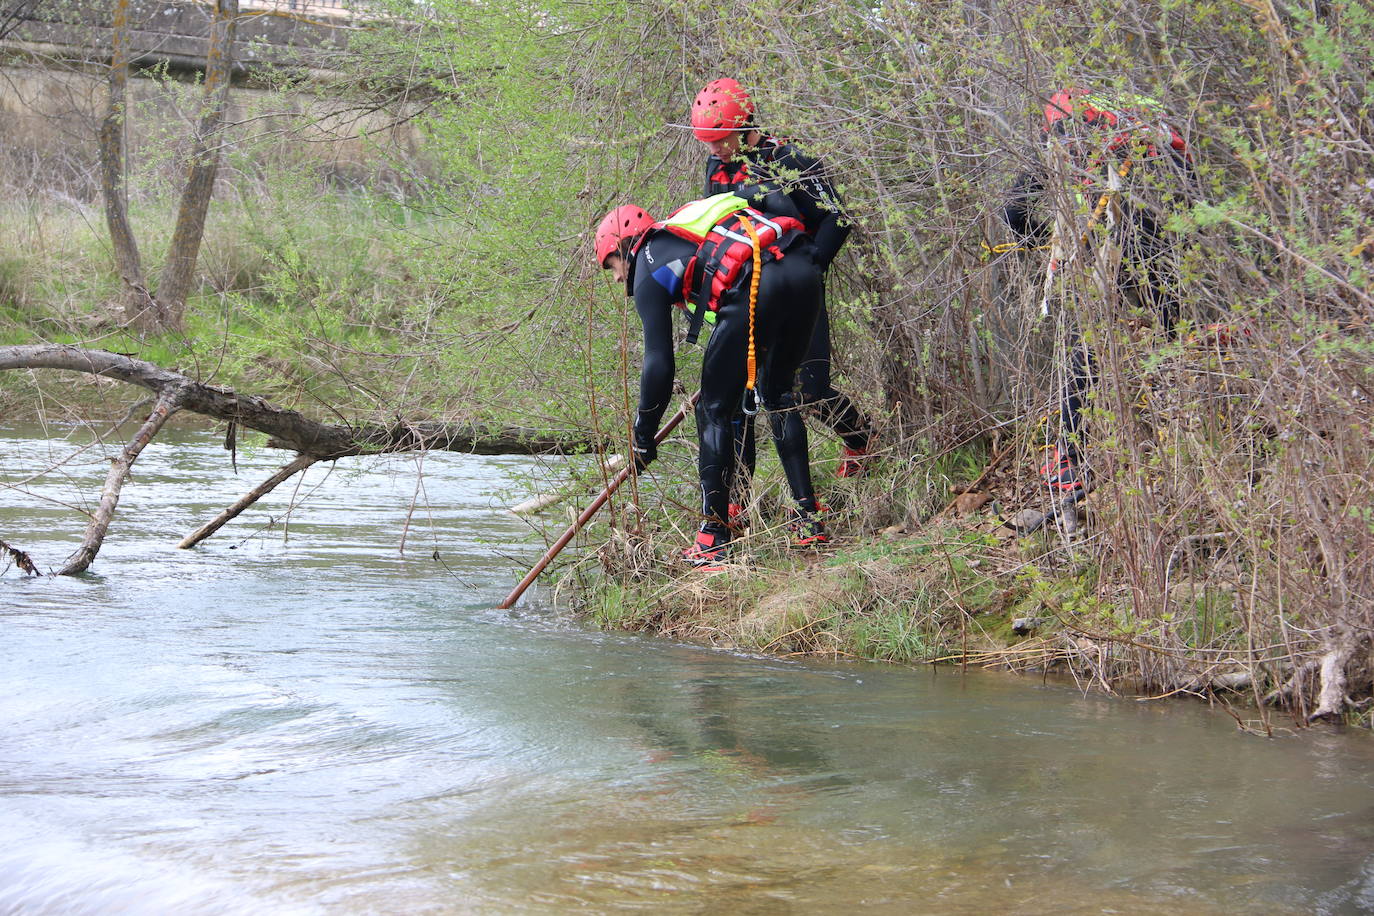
[809, 211, 850, 274]
[1004, 170, 1049, 240]
[732, 184, 805, 224]
[632, 262, 677, 445]
[772, 145, 849, 273]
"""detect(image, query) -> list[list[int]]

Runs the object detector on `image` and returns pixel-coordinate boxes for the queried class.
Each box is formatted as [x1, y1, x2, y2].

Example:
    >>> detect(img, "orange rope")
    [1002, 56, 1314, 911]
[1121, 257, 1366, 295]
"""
[737, 215, 763, 401]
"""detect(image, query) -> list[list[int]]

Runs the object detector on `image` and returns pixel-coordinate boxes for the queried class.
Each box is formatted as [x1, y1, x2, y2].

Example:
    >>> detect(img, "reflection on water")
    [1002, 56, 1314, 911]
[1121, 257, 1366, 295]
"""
[2, 425, 1374, 913]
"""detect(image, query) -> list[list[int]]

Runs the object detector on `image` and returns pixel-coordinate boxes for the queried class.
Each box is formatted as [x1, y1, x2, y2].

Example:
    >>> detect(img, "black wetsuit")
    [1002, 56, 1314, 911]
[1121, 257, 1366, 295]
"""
[629, 222, 822, 534]
[705, 137, 871, 476]
[1004, 154, 1185, 456]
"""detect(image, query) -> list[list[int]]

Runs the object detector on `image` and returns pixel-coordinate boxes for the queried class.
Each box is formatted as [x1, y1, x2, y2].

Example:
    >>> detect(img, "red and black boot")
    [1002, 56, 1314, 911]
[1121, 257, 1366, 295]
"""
[786, 506, 830, 547]
[835, 445, 869, 479]
[682, 527, 731, 570]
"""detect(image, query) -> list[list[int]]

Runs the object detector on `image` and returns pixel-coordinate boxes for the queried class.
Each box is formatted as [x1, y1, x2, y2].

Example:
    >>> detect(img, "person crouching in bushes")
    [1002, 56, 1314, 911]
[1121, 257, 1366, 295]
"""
[1003, 86, 1192, 494]
[594, 190, 829, 567]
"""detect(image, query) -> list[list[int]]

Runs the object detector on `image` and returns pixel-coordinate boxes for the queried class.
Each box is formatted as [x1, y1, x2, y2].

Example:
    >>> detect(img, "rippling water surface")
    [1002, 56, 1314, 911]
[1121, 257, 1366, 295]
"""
[2, 425, 1373, 914]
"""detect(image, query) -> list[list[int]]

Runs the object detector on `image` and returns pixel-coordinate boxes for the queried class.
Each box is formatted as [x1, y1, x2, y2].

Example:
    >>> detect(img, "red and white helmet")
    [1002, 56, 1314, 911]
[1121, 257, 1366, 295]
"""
[691, 78, 754, 142]
[594, 205, 654, 267]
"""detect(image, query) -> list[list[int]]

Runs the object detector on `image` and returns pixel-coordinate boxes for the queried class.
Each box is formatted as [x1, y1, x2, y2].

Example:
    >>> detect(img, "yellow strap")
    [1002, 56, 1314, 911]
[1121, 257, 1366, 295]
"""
[737, 215, 763, 396]
[980, 240, 1051, 256]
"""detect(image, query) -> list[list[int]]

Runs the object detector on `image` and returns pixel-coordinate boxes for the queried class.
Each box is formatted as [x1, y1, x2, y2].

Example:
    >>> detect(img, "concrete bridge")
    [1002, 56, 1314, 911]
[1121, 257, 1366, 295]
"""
[0, 0, 369, 80]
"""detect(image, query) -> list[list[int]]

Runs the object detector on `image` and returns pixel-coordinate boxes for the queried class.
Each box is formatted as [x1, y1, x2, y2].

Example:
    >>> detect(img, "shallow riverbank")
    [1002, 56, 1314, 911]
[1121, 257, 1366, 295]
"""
[1, 387, 1367, 735]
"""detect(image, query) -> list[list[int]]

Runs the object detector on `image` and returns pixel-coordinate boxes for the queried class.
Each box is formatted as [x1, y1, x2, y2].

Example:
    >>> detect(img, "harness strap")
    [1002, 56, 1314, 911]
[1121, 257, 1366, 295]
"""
[1084, 157, 1134, 245]
[684, 250, 717, 346]
[1040, 156, 1134, 318]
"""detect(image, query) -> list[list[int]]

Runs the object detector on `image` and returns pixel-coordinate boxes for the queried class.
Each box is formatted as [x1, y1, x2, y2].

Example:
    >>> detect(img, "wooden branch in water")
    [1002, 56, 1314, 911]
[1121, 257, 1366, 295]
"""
[178, 453, 318, 549]
[0, 537, 40, 575]
[0, 344, 584, 457]
[56, 387, 184, 575]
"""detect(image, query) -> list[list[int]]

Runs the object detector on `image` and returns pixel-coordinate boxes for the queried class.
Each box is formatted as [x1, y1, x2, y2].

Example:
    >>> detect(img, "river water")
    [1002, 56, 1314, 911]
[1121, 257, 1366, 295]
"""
[2, 425, 1372, 914]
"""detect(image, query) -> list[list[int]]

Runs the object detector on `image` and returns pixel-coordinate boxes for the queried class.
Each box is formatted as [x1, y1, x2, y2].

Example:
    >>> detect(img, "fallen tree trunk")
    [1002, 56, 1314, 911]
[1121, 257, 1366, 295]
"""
[1, 344, 593, 573]
[0, 345, 583, 457]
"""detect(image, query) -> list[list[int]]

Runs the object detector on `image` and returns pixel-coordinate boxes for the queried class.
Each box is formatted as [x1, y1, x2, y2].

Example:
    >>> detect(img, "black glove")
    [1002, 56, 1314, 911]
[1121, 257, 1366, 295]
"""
[631, 430, 657, 472]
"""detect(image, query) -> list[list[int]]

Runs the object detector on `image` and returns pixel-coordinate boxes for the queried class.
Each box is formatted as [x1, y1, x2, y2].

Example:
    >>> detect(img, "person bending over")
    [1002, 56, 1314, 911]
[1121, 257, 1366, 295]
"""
[594, 190, 827, 566]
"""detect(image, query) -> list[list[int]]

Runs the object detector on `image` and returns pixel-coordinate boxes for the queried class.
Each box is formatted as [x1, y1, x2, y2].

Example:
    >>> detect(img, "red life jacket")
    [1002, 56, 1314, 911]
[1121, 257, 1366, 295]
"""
[637, 194, 804, 341]
[706, 136, 788, 190]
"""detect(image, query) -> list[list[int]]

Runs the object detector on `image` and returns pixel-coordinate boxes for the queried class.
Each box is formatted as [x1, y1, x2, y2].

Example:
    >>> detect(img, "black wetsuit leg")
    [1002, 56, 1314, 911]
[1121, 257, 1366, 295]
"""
[797, 284, 871, 451]
[730, 413, 756, 506]
[1058, 334, 1094, 458]
[730, 282, 868, 497]
[1056, 210, 1177, 458]
[699, 250, 823, 528]
[753, 249, 824, 511]
[697, 294, 751, 533]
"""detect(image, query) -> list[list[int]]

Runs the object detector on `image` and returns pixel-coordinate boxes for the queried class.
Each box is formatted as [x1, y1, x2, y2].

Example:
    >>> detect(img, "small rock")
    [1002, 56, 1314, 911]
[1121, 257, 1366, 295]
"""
[880, 524, 907, 539]
[1012, 616, 1047, 635]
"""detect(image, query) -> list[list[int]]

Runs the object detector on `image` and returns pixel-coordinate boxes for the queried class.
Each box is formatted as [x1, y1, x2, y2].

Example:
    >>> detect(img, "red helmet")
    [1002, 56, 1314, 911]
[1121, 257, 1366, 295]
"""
[1043, 88, 1085, 130]
[594, 204, 653, 267]
[691, 78, 754, 142]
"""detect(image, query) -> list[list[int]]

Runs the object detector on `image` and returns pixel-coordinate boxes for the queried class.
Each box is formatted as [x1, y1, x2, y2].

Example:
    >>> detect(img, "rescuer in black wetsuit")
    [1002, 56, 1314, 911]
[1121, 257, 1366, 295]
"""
[1002, 87, 1190, 493]
[691, 78, 874, 491]
[593, 190, 827, 566]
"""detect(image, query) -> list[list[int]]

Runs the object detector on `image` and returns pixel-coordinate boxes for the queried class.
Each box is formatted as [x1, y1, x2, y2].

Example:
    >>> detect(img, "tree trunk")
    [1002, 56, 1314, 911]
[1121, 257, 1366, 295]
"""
[156, 0, 239, 329]
[99, 0, 161, 329]
[1, 344, 593, 573]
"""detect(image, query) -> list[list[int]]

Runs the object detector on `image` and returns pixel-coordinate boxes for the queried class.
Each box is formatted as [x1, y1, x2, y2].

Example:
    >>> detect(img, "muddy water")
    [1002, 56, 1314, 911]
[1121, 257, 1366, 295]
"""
[2, 426, 1372, 914]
